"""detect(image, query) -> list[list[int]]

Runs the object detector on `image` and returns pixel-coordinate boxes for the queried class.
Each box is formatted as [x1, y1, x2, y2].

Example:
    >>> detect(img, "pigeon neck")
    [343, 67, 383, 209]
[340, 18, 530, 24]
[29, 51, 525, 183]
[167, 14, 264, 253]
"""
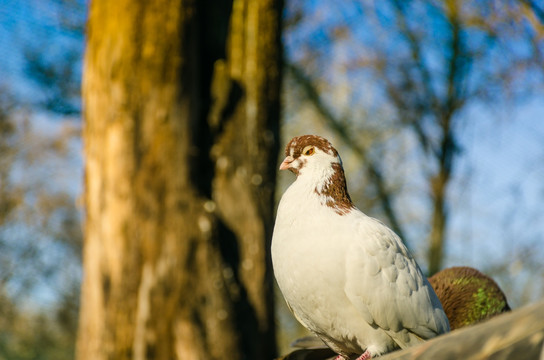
[314, 163, 355, 215]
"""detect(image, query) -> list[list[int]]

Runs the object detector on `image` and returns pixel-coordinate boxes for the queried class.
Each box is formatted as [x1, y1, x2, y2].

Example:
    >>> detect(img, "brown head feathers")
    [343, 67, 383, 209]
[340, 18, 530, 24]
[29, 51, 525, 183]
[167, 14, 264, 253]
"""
[283, 135, 354, 215]
[285, 135, 338, 159]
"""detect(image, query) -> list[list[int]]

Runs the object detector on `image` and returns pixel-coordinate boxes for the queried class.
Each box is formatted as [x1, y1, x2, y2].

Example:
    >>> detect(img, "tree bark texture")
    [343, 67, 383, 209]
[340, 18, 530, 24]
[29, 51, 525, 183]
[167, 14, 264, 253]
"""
[77, 1, 282, 360]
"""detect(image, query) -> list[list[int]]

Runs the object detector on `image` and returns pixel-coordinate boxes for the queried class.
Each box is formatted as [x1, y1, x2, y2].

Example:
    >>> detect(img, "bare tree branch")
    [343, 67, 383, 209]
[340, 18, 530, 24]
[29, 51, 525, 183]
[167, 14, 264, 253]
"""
[522, 0, 544, 24]
[380, 299, 544, 360]
[278, 299, 544, 360]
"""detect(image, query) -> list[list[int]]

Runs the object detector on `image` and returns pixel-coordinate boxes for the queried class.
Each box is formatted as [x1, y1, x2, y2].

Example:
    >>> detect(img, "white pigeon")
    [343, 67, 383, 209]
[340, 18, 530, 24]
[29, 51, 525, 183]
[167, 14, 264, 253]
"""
[272, 135, 450, 360]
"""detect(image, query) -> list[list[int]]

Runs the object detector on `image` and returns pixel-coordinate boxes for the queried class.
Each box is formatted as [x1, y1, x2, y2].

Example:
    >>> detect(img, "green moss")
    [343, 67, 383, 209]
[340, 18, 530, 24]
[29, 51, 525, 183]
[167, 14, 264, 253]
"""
[462, 287, 506, 326]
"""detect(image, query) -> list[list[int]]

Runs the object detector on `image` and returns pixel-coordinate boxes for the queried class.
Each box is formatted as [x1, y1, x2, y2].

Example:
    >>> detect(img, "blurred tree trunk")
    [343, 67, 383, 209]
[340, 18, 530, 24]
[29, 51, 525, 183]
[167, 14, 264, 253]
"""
[77, 1, 282, 360]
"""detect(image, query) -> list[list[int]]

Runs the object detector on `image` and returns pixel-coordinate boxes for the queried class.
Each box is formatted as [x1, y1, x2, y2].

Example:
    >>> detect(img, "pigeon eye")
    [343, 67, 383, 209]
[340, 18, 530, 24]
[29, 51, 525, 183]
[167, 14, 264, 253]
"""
[303, 146, 315, 156]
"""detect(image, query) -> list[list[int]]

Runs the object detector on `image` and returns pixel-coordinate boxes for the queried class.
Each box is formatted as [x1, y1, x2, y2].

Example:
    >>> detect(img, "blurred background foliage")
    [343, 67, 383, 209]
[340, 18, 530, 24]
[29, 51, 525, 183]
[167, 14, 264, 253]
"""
[0, 0, 83, 358]
[0, 0, 543, 358]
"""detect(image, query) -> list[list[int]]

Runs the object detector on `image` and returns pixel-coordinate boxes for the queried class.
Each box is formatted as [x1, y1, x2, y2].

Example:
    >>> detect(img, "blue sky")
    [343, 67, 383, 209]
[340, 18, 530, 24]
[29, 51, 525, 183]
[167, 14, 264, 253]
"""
[0, 0, 85, 308]
[0, 0, 84, 108]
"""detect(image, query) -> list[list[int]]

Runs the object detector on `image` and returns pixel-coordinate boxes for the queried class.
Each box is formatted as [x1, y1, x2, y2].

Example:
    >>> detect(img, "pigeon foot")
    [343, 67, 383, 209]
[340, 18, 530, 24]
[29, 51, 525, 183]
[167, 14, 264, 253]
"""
[355, 350, 372, 360]
[333, 350, 372, 360]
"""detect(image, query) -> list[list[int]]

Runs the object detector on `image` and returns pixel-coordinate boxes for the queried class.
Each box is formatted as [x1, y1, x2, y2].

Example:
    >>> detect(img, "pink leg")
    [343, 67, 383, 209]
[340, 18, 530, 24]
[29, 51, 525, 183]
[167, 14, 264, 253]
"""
[334, 351, 371, 360]
[355, 350, 372, 360]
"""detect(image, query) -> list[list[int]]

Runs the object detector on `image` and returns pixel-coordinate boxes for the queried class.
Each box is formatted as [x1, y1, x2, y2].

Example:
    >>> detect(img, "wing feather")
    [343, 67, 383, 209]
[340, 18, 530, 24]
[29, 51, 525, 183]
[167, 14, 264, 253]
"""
[344, 216, 449, 348]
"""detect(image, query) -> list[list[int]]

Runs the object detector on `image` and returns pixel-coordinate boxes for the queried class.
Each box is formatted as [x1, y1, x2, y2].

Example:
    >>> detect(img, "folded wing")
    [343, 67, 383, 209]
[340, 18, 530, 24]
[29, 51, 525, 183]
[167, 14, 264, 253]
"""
[344, 217, 449, 348]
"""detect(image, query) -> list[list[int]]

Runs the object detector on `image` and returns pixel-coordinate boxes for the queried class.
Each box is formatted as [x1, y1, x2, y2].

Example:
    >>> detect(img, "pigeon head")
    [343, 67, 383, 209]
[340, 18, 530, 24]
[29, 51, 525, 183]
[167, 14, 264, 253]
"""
[280, 135, 341, 176]
[280, 135, 354, 215]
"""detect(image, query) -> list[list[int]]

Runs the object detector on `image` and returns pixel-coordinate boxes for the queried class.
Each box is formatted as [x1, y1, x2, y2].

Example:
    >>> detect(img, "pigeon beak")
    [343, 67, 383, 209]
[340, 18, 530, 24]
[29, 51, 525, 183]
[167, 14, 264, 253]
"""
[279, 156, 294, 170]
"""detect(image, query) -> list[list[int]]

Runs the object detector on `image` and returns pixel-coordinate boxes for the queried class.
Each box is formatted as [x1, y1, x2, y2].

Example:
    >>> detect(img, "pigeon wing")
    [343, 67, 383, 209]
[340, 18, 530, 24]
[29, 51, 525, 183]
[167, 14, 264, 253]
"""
[344, 217, 449, 348]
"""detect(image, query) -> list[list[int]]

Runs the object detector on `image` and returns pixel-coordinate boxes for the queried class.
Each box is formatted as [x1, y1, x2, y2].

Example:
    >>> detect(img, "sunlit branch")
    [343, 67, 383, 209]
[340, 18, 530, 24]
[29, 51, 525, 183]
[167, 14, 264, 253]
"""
[522, 0, 544, 24]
